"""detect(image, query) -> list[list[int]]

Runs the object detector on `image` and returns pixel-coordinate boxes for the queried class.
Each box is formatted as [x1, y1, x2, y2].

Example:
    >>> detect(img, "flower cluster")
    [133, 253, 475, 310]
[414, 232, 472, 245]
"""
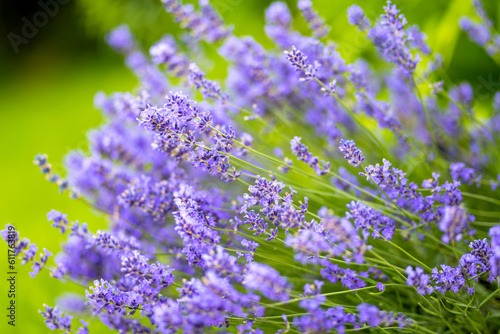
[138, 91, 246, 181]
[338, 139, 365, 167]
[6, 0, 500, 332]
[291, 136, 330, 175]
[405, 266, 434, 295]
[450, 162, 482, 186]
[162, 0, 231, 43]
[406, 234, 496, 296]
[347, 5, 370, 31]
[39, 304, 89, 334]
[297, 0, 330, 39]
[361, 1, 423, 72]
[188, 63, 229, 102]
[34, 154, 70, 194]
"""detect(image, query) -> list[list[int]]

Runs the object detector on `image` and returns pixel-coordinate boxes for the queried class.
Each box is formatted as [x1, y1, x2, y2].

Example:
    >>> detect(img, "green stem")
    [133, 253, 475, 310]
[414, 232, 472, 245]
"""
[462, 192, 500, 206]
[411, 74, 438, 154]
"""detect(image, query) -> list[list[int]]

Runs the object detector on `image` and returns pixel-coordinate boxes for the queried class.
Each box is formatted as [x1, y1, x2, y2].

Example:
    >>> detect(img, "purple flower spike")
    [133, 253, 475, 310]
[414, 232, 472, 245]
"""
[285, 46, 318, 82]
[297, 0, 330, 39]
[39, 304, 73, 332]
[460, 17, 490, 46]
[338, 139, 365, 167]
[450, 162, 481, 186]
[367, 1, 423, 73]
[105, 25, 135, 53]
[489, 226, 500, 279]
[162, 0, 231, 43]
[438, 206, 475, 244]
[299, 280, 326, 311]
[431, 265, 466, 294]
[47, 210, 69, 234]
[291, 137, 330, 175]
[347, 5, 370, 30]
[265, 2, 292, 28]
[244, 262, 291, 301]
[405, 266, 434, 295]
[188, 63, 229, 102]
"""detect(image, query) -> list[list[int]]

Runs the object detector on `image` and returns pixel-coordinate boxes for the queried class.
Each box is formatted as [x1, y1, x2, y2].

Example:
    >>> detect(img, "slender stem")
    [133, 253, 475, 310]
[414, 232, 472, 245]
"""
[411, 75, 438, 154]
[462, 192, 500, 206]
[384, 237, 432, 271]
[267, 283, 405, 307]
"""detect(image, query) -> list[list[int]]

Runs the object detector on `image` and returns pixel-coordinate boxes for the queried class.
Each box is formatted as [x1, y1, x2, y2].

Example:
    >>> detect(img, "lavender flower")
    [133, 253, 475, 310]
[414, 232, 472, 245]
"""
[203, 245, 241, 277]
[347, 201, 396, 240]
[240, 177, 309, 236]
[284, 46, 319, 82]
[291, 136, 330, 175]
[30, 248, 52, 278]
[162, 0, 231, 43]
[93, 230, 140, 254]
[21, 243, 38, 265]
[47, 210, 69, 234]
[367, 1, 422, 73]
[55, 228, 121, 283]
[297, 0, 330, 39]
[407, 25, 431, 55]
[438, 206, 475, 244]
[265, 2, 292, 28]
[150, 35, 189, 75]
[285, 213, 366, 265]
[39, 305, 73, 332]
[489, 226, 500, 279]
[431, 265, 467, 294]
[34, 154, 69, 194]
[188, 63, 228, 102]
[460, 17, 491, 46]
[237, 239, 260, 263]
[357, 303, 409, 328]
[173, 192, 221, 267]
[244, 262, 291, 301]
[347, 5, 370, 30]
[105, 25, 135, 53]
[293, 306, 357, 333]
[321, 263, 367, 290]
[358, 303, 383, 327]
[173, 271, 264, 330]
[469, 238, 493, 279]
[338, 139, 365, 167]
[300, 280, 326, 310]
[120, 250, 175, 289]
[138, 91, 240, 180]
[405, 266, 434, 295]
[450, 162, 481, 186]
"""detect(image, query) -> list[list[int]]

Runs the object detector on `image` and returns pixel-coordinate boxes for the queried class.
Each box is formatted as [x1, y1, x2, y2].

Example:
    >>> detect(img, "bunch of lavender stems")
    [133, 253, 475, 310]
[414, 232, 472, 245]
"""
[5, 0, 500, 333]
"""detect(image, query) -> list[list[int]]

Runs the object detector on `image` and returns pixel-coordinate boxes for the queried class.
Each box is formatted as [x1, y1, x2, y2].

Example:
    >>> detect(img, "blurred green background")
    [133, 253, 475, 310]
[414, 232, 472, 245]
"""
[0, 0, 499, 333]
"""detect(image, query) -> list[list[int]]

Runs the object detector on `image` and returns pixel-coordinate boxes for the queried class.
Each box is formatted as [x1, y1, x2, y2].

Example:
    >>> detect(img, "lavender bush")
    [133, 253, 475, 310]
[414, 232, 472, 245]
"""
[5, 0, 500, 332]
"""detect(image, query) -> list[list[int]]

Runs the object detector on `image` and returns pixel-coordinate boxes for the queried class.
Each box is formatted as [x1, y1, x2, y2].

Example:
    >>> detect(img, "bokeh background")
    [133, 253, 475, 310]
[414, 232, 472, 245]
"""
[1, 0, 499, 332]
